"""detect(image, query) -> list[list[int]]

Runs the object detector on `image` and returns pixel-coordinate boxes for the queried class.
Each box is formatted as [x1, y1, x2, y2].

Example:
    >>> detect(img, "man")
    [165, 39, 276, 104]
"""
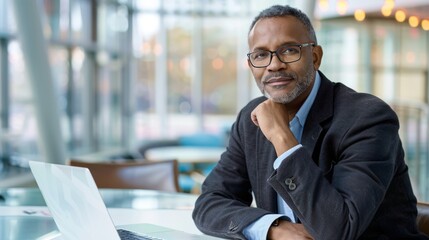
[193, 4, 428, 240]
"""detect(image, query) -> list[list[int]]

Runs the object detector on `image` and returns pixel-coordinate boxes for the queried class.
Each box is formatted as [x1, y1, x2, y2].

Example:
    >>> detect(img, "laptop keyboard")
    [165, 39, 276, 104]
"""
[117, 229, 164, 240]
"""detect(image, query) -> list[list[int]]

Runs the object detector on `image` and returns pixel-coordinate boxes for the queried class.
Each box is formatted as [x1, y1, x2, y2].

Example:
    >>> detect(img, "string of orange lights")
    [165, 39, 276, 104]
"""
[318, 0, 429, 31]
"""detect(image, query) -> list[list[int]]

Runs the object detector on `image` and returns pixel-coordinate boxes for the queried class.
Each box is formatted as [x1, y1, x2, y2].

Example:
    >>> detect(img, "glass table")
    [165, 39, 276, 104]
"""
[0, 187, 198, 209]
[0, 187, 200, 240]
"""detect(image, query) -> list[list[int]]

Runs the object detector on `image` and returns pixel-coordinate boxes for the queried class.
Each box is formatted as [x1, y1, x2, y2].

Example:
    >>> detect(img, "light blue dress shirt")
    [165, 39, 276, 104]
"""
[243, 72, 321, 239]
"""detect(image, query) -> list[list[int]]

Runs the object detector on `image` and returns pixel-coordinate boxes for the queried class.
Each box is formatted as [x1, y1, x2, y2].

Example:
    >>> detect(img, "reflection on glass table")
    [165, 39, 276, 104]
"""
[0, 187, 198, 209]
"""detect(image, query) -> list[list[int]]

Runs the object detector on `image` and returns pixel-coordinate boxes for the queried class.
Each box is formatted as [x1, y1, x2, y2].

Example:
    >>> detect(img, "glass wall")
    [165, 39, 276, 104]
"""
[0, 0, 429, 200]
[8, 41, 39, 162]
[0, 0, 273, 162]
[131, 0, 255, 139]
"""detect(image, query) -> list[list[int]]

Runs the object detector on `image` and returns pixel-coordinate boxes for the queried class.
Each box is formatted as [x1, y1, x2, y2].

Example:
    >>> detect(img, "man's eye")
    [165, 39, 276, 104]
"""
[252, 51, 269, 60]
[279, 47, 299, 55]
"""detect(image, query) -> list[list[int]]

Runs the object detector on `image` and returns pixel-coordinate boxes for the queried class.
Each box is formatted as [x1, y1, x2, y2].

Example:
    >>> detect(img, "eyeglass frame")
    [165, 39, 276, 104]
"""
[247, 42, 316, 68]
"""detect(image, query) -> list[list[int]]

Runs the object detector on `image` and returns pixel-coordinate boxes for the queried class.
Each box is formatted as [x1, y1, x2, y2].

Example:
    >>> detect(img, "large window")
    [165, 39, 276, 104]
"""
[1, 0, 429, 201]
[8, 41, 39, 162]
[133, 13, 161, 138]
[202, 17, 239, 115]
[131, 2, 254, 140]
[97, 54, 124, 148]
[0, 0, 287, 162]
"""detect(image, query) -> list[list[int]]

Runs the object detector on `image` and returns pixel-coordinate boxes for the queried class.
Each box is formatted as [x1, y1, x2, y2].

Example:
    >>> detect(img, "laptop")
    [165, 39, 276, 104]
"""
[28, 160, 220, 240]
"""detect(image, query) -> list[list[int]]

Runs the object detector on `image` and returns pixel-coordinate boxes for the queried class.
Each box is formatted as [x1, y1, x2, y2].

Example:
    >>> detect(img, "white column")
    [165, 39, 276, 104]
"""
[155, 7, 168, 137]
[82, 53, 96, 152]
[192, 14, 203, 131]
[12, 0, 66, 164]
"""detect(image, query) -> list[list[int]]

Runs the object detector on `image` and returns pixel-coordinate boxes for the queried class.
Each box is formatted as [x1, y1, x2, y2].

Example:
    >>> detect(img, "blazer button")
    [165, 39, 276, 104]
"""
[285, 178, 296, 190]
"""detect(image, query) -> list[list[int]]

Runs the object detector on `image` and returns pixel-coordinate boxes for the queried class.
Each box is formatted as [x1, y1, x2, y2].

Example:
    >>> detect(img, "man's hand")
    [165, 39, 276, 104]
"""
[268, 220, 314, 240]
[250, 99, 299, 155]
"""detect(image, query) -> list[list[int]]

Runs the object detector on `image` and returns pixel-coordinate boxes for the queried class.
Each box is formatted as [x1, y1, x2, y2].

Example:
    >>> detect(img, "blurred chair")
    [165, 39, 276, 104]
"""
[69, 159, 180, 192]
[137, 138, 194, 193]
[137, 139, 180, 157]
[178, 132, 225, 193]
[417, 202, 429, 236]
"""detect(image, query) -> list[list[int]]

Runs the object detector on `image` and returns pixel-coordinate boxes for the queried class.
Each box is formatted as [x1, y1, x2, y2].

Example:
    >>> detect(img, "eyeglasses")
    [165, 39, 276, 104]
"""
[247, 43, 315, 68]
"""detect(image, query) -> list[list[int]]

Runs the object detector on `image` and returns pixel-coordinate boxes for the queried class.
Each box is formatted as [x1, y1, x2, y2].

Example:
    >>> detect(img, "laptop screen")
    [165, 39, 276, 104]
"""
[29, 161, 120, 240]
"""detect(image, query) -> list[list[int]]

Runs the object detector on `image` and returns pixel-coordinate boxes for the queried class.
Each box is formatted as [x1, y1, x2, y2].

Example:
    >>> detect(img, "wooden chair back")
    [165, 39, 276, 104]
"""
[69, 159, 180, 192]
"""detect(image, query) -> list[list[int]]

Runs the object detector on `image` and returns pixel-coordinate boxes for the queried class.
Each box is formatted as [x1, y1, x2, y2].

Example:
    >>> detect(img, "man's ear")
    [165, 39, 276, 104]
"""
[312, 45, 323, 70]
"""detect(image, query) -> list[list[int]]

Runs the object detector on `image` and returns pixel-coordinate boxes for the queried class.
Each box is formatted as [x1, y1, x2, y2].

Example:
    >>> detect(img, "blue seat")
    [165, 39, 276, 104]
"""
[179, 174, 196, 193]
[178, 132, 226, 192]
[178, 132, 225, 147]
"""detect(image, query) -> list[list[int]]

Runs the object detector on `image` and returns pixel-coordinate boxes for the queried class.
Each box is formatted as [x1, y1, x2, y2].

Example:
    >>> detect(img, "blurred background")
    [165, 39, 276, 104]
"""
[0, 0, 429, 199]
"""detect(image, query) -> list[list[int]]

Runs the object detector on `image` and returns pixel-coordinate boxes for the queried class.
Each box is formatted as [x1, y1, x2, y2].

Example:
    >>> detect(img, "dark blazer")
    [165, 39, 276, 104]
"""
[193, 72, 428, 240]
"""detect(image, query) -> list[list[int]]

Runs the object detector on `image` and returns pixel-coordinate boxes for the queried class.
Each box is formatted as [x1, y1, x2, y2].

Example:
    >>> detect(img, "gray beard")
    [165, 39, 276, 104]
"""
[262, 70, 314, 104]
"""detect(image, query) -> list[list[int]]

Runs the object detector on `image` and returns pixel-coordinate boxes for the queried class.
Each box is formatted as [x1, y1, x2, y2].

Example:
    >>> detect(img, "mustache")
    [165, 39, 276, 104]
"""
[262, 72, 296, 84]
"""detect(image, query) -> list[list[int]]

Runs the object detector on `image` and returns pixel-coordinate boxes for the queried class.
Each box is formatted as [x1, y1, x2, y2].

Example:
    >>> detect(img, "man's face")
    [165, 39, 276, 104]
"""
[248, 16, 322, 104]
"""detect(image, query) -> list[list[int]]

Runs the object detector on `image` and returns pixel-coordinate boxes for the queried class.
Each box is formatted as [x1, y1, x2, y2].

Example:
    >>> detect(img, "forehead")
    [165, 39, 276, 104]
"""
[248, 16, 309, 49]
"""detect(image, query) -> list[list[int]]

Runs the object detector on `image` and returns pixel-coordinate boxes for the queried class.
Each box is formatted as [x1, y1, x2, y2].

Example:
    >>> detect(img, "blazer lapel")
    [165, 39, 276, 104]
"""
[301, 72, 334, 168]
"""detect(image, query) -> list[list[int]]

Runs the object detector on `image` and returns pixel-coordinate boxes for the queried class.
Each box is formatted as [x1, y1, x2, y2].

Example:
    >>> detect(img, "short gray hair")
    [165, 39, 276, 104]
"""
[249, 5, 317, 44]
